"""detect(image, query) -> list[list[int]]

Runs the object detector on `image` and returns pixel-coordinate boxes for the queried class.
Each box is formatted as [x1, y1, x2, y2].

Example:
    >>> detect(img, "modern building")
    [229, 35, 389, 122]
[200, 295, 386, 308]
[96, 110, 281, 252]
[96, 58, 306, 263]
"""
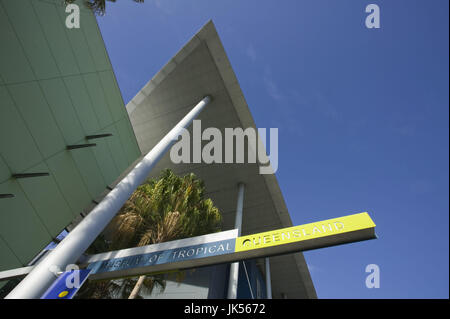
[0, 0, 316, 298]
[0, 0, 141, 295]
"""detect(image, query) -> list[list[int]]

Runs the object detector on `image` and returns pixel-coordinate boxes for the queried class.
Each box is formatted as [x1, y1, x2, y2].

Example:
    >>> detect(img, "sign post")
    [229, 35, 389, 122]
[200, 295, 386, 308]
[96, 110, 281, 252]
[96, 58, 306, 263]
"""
[4, 211, 375, 298]
[81, 212, 376, 281]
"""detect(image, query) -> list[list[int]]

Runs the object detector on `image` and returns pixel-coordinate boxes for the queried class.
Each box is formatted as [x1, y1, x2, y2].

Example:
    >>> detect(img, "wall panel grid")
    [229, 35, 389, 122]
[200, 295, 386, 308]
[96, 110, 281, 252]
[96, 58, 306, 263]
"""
[0, 0, 140, 270]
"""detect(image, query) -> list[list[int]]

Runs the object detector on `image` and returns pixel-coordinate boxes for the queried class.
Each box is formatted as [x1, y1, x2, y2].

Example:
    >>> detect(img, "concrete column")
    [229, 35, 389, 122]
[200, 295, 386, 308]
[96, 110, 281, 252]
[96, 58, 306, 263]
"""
[265, 257, 272, 299]
[6, 96, 212, 299]
[227, 182, 245, 299]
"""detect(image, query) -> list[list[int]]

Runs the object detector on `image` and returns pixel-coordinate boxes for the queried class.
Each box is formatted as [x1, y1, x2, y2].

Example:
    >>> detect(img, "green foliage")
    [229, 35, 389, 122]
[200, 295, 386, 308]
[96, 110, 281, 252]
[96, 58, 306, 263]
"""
[76, 169, 222, 298]
[111, 169, 222, 249]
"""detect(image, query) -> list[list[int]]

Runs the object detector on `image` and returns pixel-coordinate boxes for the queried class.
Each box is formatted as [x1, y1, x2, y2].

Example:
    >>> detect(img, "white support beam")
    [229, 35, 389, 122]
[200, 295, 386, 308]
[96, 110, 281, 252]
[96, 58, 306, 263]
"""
[6, 96, 212, 299]
[0, 266, 34, 281]
[265, 258, 272, 299]
[227, 182, 245, 299]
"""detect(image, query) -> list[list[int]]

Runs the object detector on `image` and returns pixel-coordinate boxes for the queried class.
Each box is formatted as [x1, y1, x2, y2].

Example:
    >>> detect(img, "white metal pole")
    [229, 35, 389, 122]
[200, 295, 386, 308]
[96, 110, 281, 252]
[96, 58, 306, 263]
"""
[265, 257, 272, 299]
[227, 182, 245, 299]
[6, 96, 212, 299]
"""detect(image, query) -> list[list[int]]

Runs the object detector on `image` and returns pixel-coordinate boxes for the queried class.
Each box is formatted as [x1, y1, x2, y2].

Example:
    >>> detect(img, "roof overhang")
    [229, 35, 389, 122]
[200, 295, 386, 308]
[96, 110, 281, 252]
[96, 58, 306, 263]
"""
[126, 20, 316, 299]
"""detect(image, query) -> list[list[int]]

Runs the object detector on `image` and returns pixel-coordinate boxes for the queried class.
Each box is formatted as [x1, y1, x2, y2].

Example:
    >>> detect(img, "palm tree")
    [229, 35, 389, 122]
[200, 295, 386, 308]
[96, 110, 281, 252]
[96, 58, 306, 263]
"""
[112, 169, 222, 298]
[75, 273, 167, 299]
[78, 169, 222, 299]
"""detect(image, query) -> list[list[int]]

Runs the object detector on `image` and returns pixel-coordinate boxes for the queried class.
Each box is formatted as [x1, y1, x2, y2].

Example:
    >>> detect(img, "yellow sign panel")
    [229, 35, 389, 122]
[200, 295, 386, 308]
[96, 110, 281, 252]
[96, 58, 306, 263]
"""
[235, 212, 376, 252]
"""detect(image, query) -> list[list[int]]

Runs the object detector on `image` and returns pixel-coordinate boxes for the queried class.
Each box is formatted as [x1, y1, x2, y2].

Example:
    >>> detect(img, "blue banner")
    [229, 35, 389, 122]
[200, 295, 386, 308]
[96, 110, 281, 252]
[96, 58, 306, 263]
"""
[88, 238, 236, 275]
[40, 269, 91, 299]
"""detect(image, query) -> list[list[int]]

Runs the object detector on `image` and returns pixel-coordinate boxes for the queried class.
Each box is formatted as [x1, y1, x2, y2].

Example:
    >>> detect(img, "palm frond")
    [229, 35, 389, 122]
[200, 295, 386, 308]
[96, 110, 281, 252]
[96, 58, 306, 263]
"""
[81, 169, 222, 298]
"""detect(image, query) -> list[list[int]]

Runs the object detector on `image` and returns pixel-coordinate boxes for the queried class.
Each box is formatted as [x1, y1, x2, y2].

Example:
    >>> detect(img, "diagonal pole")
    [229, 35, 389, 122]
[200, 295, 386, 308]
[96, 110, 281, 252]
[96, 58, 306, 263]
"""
[6, 96, 212, 299]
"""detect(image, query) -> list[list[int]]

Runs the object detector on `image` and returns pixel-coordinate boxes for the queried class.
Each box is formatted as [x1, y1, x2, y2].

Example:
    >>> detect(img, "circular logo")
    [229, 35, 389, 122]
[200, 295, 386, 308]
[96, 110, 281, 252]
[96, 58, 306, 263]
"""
[58, 290, 69, 298]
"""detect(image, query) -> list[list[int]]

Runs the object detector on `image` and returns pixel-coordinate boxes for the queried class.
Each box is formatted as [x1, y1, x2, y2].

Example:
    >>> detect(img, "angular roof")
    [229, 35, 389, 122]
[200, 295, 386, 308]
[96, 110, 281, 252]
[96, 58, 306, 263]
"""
[126, 20, 316, 299]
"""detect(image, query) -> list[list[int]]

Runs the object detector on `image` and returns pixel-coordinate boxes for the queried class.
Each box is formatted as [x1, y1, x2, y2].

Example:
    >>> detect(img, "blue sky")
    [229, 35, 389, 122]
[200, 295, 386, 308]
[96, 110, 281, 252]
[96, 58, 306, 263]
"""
[95, 0, 449, 298]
